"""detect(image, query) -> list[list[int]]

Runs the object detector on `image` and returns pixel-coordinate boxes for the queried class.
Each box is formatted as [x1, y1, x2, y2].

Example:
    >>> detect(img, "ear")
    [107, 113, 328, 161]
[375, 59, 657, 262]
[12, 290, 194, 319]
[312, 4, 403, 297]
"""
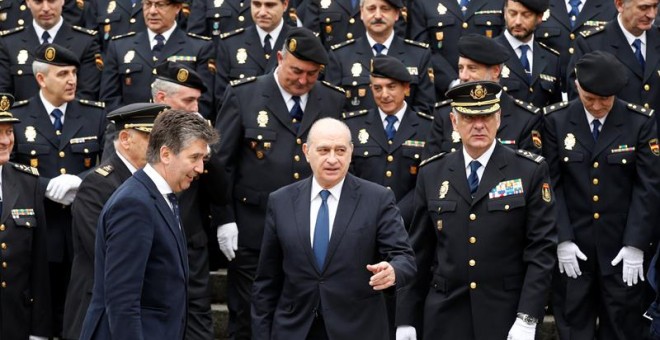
[159, 145, 171, 164]
[118, 129, 131, 150]
[450, 112, 458, 131]
[35, 72, 47, 88]
[302, 143, 310, 162]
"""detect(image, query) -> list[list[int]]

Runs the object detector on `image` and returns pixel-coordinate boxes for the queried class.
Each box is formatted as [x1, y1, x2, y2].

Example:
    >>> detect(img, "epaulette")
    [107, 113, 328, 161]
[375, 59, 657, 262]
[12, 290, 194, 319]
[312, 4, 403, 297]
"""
[342, 109, 368, 119]
[538, 42, 560, 56]
[220, 28, 245, 39]
[516, 149, 544, 163]
[230, 76, 256, 87]
[543, 101, 568, 115]
[12, 162, 39, 176]
[12, 99, 29, 108]
[321, 81, 345, 94]
[78, 99, 106, 108]
[111, 31, 136, 40]
[72, 25, 98, 36]
[330, 39, 355, 50]
[513, 99, 540, 114]
[95, 164, 114, 177]
[0, 26, 24, 37]
[188, 32, 212, 41]
[404, 39, 429, 49]
[417, 111, 433, 120]
[626, 102, 654, 117]
[419, 152, 446, 167]
[434, 99, 452, 108]
[579, 26, 604, 38]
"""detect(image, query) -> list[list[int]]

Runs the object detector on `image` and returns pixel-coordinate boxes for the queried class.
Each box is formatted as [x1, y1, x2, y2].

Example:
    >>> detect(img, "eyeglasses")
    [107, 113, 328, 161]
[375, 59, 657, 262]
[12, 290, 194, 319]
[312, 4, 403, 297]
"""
[142, 1, 172, 9]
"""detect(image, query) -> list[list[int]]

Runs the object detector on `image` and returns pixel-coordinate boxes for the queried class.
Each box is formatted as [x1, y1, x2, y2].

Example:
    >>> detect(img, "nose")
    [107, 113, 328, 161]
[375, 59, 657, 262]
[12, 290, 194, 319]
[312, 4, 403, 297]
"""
[189, 102, 199, 113]
[459, 69, 470, 83]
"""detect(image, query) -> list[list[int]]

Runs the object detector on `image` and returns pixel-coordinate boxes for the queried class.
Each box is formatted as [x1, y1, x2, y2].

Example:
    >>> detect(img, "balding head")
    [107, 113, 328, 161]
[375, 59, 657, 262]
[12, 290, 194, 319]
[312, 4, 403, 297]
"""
[304, 118, 353, 188]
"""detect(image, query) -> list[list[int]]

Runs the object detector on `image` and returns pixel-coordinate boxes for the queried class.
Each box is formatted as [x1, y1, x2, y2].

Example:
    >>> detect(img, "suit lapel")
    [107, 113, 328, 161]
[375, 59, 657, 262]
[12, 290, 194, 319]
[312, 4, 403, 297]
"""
[644, 28, 660, 82]
[472, 144, 507, 204]
[1, 166, 18, 223]
[160, 28, 186, 62]
[610, 23, 643, 78]
[531, 42, 549, 85]
[568, 101, 595, 151]
[592, 101, 624, 158]
[549, 0, 571, 30]
[52, 24, 74, 45]
[266, 25, 289, 70]
[293, 179, 318, 271]
[263, 75, 297, 135]
[389, 108, 418, 153]
[497, 95, 513, 137]
[365, 110, 389, 150]
[447, 151, 473, 204]
[298, 85, 322, 136]
[31, 100, 60, 149]
[133, 31, 154, 65]
[323, 174, 360, 271]
[498, 36, 530, 84]
[244, 27, 268, 70]
[60, 102, 84, 150]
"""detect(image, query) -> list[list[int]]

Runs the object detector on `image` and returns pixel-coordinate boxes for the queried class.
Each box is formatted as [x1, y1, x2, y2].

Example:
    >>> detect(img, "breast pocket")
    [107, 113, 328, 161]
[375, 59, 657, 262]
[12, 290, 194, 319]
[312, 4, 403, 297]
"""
[536, 27, 561, 40]
[16, 144, 51, 156]
[244, 128, 277, 160]
[607, 151, 636, 166]
[559, 150, 584, 163]
[487, 195, 526, 212]
[97, 12, 121, 24]
[10, 65, 33, 77]
[12, 215, 38, 250]
[428, 200, 457, 234]
[229, 68, 260, 80]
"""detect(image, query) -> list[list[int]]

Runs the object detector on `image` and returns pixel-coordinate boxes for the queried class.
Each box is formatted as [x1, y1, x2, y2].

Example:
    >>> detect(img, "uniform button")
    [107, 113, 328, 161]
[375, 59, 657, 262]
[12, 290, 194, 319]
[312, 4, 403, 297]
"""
[462, 22, 468, 29]
[203, 169, 208, 174]
[503, 86, 508, 91]
[644, 84, 651, 91]
[363, 151, 369, 156]
[238, 15, 245, 21]
[486, 20, 491, 25]
[563, 157, 569, 162]
[469, 259, 476, 266]
[387, 155, 393, 162]
[386, 186, 391, 190]
[1, 282, 5, 288]
[130, 18, 136, 23]
[0, 224, 4, 231]
[388, 140, 393, 145]
[469, 237, 476, 244]
[622, 159, 627, 164]
[570, 33, 575, 40]
[18, 19, 25, 25]
[436, 220, 442, 231]
[25, 222, 31, 227]
[469, 213, 476, 221]
[569, 47, 574, 54]
[347, 33, 353, 39]
[504, 204, 510, 210]
[257, 135, 263, 140]
[352, 81, 358, 86]
[20, 4, 26, 10]
[1, 262, 6, 268]
[60, 168, 67, 174]
[645, 103, 650, 109]
[594, 212, 600, 219]
[470, 282, 477, 289]
[592, 178, 599, 185]
[593, 195, 599, 202]
[242, 197, 247, 202]
[296, 138, 302, 145]
[17, 70, 23, 75]
[385, 170, 392, 177]
[214, 13, 220, 18]
[0, 243, 6, 250]
[294, 155, 300, 161]
[593, 162, 599, 168]
[349, 18, 355, 24]
[325, 17, 331, 23]
[293, 172, 300, 179]
[104, 18, 110, 23]
[451, 148, 456, 152]
[31, 150, 36, 155]
[59, 151, 65, 158]
[414, 154, 420, 159]
[84, 148, 89, 153]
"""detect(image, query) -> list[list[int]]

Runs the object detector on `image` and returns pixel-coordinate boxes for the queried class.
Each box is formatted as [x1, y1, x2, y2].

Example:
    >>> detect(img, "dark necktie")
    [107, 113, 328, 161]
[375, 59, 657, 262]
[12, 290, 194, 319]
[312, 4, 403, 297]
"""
[568, 0, 581, 28]
[633, 38, 645, 70]
[351, 0, 358, 8]
[41, 31, 51, 45]
[290, 96, 303, 132]
[153, 34, 165, 60]
[166, 193, 181, 226]
[519, 44, 531, 83]
[264, 34, 272, 56]
[467, 160, 481, 196]
[592, 119, 601, 141]
[51, 109, 63, 133]
[385, 115, 398, 141]
[459, 0, 470, 16]
[313, 190, 330, 269]
[373, 43, 386, 56]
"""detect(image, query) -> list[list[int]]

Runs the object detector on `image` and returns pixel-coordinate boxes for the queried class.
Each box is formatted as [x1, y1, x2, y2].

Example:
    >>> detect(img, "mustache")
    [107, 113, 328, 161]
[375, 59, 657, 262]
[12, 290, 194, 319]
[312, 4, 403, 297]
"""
[370, 18, 387, 24]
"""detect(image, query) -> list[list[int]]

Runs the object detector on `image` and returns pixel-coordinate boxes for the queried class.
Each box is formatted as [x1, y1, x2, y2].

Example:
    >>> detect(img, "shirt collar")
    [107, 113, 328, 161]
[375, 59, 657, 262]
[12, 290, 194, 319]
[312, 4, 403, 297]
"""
[148, 22, 178, 47]
[583, 107, 608, 127]
[33, 17, 63, 41]
[503, 29, 534, 52]
[39, 91, 68, 116]
[378, 102, 407, 124]
[617, 14, 647, 44]
[116, 150, 139, 174]
[256, 20, 284, 46]
[143, 163, 173, 195]
[366, 32, 395, 52]
[462, 138, 497, 171]
[273, 67, 310, 107]
[310, 176, 345, 203]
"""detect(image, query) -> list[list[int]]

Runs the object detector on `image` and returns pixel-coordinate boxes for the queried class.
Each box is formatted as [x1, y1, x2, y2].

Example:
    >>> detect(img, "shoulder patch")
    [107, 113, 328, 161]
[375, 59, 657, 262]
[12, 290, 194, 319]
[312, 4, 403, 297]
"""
[516, 149, 545, 163]
[434, 99, 452, 108]
[220, 28, 245, 39]
[537, 42, 560, 56]
[342, 109, 369, 119]
[404, 39, 429, 49]
[542, 101, 568, 115]
[626, 102, 654, 117]
[78, 99, 106, 108]
[579, 26, 605, 38]
[95, 164, 114, 177]
[321, 81, 345, 94]
[513, 99, 540, 114]
[12, 162, 39, 176]
[0, 26, 25, 37]
[230, 76, 256, 87]
[330, 39, 355, 50]
[188, 32, 212, 41]
[12, 99, 29, 108]
[72, 25, 98, 36]
[419, 152, 446, 167]
[417, 111, 433, 120]
[111, 31, 136, 40]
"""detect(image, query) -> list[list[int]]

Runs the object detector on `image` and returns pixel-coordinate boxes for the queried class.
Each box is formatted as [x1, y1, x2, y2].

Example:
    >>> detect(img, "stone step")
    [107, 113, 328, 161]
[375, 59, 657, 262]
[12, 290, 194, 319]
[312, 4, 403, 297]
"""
[210, 269, 227, 304]
[212, 303, 229, 339]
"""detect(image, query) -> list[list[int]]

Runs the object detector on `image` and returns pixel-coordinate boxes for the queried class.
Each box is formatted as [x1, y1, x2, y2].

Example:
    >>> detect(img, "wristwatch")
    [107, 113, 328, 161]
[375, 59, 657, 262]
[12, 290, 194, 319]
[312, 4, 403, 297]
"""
[517, 313, 538, 325]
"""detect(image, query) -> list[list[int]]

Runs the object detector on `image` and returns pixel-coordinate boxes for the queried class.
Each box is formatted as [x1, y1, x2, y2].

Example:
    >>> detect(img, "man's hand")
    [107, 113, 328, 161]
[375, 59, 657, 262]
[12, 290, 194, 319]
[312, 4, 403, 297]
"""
[395, 325, 417, 340]
[366, 261, 396, 290]
[46, 174, 82, 203]
[611, 246, 644, 286]
[557, 241, 587, 278]
[217, 223, 238, 261]
[507, 318, 536, 340]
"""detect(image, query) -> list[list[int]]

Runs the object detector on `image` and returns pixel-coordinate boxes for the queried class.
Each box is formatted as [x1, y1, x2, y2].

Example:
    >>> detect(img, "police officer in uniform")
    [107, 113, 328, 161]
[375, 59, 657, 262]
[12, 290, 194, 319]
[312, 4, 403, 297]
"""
[495, 0, 562, 108]
[210, 27, 346, 340]
[423, 34, 543, 158]
[62, 103, 166, 340]
[396, 80, 557, 340]
[326, 0, 435, 113]
[10, 44, 107, 338]
[0, 0, 32, 31]
[0, 0, 102, 101]
[0, 94, 51, 340]
[544, 51, 660, 340]
[82, 0, 146, 52]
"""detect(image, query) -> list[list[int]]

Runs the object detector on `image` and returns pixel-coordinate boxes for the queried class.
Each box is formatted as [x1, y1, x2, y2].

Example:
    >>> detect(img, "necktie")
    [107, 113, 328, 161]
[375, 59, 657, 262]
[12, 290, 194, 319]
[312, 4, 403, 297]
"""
[313, 190, 331, 269]
[568, 0, 581, 28]
[351, 0, 358, 8]
[153, 34, 165, 60]
[467, 160, 481, 196]
[167, 193, 181, 225]
[51, 109, 63, 132]
[633, 38, 645, 70]
[459, 0, 470, 16]
[263, 34, 272, 56]
[592, 119, 601, 141]
[41, 31, 51, 45]
[373, 43, 386, 56]
[290, 96, 303, 132]
[385, 115, 398, 141]
[519, 44, 532, 83]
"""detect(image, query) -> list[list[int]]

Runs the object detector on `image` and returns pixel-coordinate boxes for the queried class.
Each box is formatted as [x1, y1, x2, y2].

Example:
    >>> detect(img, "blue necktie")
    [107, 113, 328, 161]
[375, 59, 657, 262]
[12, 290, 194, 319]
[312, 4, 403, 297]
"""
[373, 43, 386, 55]
[592, 120, 601, 141]
[153, 34, 165, 60]
[568, 0, 581, 28]
[519, 44, 531, 83]
[385, 115, 397, 141]
[290, 96, 303, 132]
[459, 0, 470, 16]
[633, 38, 645, 71]
[467, 160, 481, 196]
[263, 34, 272, 56]
[351, 0, 358, 9]
[51, 109, 63, 132]
[41, 31, 51, 45]
[313, 190, 331, 269]
[167, 193, 181, 225]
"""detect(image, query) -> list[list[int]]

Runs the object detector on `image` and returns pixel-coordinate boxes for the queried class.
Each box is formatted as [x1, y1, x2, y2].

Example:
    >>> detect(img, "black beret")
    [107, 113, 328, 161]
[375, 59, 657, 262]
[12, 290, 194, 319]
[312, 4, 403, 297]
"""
[34, 43, 80, 68]
[383, 0, 404, 8]
[513, 0, 549, 13]
[284, 27, 329, 65]
[107, 103, 170, 133]
[575, 51, 628, 97]
[458, 34, 509, 65]
[370, 55, 411, 82]
[155, 61, 207, 92]
[446, 81, 502, 115]
[0, 93, 19, 124]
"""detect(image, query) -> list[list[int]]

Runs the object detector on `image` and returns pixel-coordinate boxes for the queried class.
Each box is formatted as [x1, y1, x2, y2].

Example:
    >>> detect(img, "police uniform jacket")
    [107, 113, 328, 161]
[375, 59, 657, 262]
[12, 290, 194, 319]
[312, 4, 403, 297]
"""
[344, 106, 431, 226]
[396, 144, 556, 339]
[494, 35, 562, 108]
[83, 0, 146, 52]
[0, 23, 102, 101]
[100, 28, 215, 116]
[0, 0, 31, 31]
[0, 162, 51, 339]
[211, 73, 345, 250]
[542, 99, 660, 275]
[11, 97, 107, 262]
[423, 94, 543, 158]
[326, 36, 436, 114]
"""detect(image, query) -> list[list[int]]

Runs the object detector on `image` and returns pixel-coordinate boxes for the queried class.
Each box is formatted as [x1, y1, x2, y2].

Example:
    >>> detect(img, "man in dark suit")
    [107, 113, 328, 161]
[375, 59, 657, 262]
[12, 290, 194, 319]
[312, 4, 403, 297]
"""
[10, 44, 106, 338]
[211, 27, 346, 339]
[252, 117, 416, 340]
[0, 0, 32, 30]
[62, 103, 166, 340]
[82, 0, 146, 51]
[545, 51, 660, 339]
[79, 109, 218, 340]
[423, 34, 543, 158]
[396, 81, 557, 340]
[0, 0, 101, 101]
[0, 94, 51, 340]
[495, 0, 562, 108]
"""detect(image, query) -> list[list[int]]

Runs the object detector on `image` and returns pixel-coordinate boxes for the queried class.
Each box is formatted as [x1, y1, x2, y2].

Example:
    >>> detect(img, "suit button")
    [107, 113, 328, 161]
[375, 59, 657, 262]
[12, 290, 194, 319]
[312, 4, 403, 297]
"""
[436, 220, 442, 231]
[214, 13, 220, 18]
[469, 237, 476, 244]
[17, 70, 23, 75]
[621, 159, 627, 164]
[486, 20, 492, 26]
[1, 262, 6, 268]
[294, 155, 300, 161]
[59, 151, 65, 158]
[462, 22, 468, 29]
[293, 172, 300, 179]
[238, 15, 245, 21]
[563, 157, 569, 162]
[645, 103, 650, 109]
[0, 224, 4, 231]
[1, 282, 5, 288]
[470, 282, 477, 289]
[569, 47, 574, 54]
[25, 222, 31, 227]
[451, 148, 456, 152]
[570, 33, 575, 40]
[593, 162, 599, 168]
[469, 213, 476, 221]
[363, 151, 369, 156]
[388, 140, 393, 145]
[31, 150, 36, 155]
[18, 19, 25, 25]
[503, 86, 508, 91]
[0, 243, 6, 250]
[593, 195, 599, 202]
[469, 259, 476, 267]
[60, 168, 67, 174]
[594, 212, 600, 219]
[346, 33, 353, 39]
[385, 170, 392, 177]
[644, 84, 651, 91]
[104, 18, 110, 23]
[387, 155, 394, 162]
[592, 178, 599, 185]
[414, 154, 420, 159]
[20, 4, 26, 10]
[325, 17, 331, 23]
[242, 197, 247, 202]
[504, 204, 510, 211]
[130, 18, 137, 23]
[349, 18, 355, 24]
[296, 138, 302, 145]
[84, 148, 89, 153]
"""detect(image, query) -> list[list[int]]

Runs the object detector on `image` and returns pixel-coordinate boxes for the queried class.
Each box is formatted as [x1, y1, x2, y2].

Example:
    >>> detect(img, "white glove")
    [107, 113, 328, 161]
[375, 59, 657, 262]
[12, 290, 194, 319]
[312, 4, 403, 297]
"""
[46, 174, 82, 201]
[507, 318, 536, 340]
[29, 336, 48, 340]
[395, 325, 417, 340]
[557, 241, 587, 278]
[611, 246, 644, 286]
[217, 223, 238, 261]
[49, 189, 77, 206]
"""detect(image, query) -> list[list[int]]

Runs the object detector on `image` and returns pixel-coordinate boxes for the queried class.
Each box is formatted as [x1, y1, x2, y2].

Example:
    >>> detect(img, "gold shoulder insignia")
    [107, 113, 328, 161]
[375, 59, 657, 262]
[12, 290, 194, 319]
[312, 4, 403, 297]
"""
[12, 162, 39, 176]
[230, 76, 257, 87]
[330, 39, 355, 50]
[0, 26, 25, 36]
[188, 32, 212, 41]
[404, 39, 429, 49]
[111, 31, 136, 40]
[95, 164, 114, 177]
[434, 99, 452, 108]
[419, 152, 446, 167]
[417, 111, 434, 120]
[72, 25, 98, 36]
[220, 28, 245, 39]
[342, 109, 369, 119]
[626, 102, 655, 117]
[513, 99, 540, 114]
[516, 149, 544, 163]
[321, 81, 345, 93]
[538, 42, 560, 56]
[542, 101, 568, 115]
[579, 26, 604, 38]
[78, 99, 106, 108]
[12, 99, 30, 108]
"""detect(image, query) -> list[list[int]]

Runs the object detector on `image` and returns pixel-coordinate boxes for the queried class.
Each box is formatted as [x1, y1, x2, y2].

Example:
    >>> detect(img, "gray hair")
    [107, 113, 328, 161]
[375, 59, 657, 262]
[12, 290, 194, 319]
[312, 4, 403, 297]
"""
[32, 60, 50, 76]
[306, 117, 353, 146]
[150, 78, 185, 99]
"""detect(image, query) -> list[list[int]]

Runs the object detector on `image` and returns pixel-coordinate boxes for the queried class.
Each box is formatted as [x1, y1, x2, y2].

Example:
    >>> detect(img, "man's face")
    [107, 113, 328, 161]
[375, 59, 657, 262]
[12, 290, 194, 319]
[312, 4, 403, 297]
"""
[36, 64, 77, 106]
[303, 126, 353, 189]
[504, 0, 542, 42]
[575, 81, 615, 118]
[276, 51, 321, 96]
[251, 0, 287, 32]
[120, 129, 151, 169]
[159, 86, 202, 113]
[370, 76, 408, 115]
[27, 0, 63, 30]
[161, 138, 209, 192]
[0, 123, 14, 165]
[616, 0, 658, 36]
[450, 111, 500, 158]
[143, 0, 182, 34]
[458, 57, 501, 83]
[361, 0, 398, 37]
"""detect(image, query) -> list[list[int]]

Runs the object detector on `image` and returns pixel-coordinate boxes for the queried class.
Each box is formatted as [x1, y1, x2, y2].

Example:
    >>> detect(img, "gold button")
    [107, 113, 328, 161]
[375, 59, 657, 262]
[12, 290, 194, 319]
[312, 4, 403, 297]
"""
[486, 20, 491, 25]
[622, 159, 627, 164]
[296, 138, 302, 145]
[594, 212, 600, 219]
[593, 162, 599, 168]
[214, 13, 220, 18]
[470, 282, 477, 289]
[31, 150, 36, 155]
[346, 33, 353, 39]
[352, 81, 357, 86]
[349, 18, 355, 24]
[25, 222, 31, 227]
[436, 220, 442, 231]
[84, 148, 89, 153]
[1, 243, 6, 250]
[414, 154, 420, 159]
[644, 84, 650, 91]
[1, 262, 6, 268]
[257, 135, 263, 140]
[462, 22, 468, 29]
[593, 195, 599, 202]
[20, 4, 26, 10]
[503, 86, 508, 91]
[363, 151, 369, 156]
[294, 155, 300, 161]
[388, 140, 393, 145]
[593, 178, 599, 185]
[60, 168, 67, 174]
[105, 18, 110, 23]
[238, 15, 244, 21]
[504, 204, 510, 210]
[293, 172, 300, 179]
[242, 197, 247, 202]
[451, 148, 456, 152]
[563, 157, 569, 162]
[645, 103, 650, 109]
[130, 18, 136, 23]
[59, 151, 65, 158]
[17, 70, 23, 75]
[469, 259, 476, 266]
[385, 170, 392, 177]
[570, 33, 575, 40]
[469, 237, 476, 244]
[569, 47, 574, 54]
[437, 207, 442, 212]
[325, 17, 331, 23]
[0, 224, 4, 231]
[1, 282, 6, 288]
[544, 32, 549, 38]
[203, 169, 208, 174]
[387, 155, 394, 162]
[469, 213, 476, 221]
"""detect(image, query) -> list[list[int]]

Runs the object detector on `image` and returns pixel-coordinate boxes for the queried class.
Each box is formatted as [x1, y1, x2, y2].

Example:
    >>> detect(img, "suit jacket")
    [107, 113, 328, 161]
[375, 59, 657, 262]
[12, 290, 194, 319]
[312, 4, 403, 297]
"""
[0, 162, 51, 339]
[326, 35, 436, 114]
[542, 99, 660, 275]
[79, 169, 189, 340]
[251, 174, 416, 340]
[0, 23, 101, 101]
[83, 0, 146, 52]
[397, 144, 557, 339]
[494, 35, 562, 108]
